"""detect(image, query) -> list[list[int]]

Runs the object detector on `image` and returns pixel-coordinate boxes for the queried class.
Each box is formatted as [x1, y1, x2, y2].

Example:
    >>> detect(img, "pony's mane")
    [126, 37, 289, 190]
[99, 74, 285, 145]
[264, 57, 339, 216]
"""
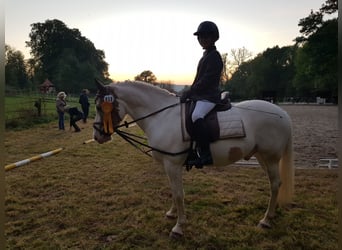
[114, 80, 177, 98]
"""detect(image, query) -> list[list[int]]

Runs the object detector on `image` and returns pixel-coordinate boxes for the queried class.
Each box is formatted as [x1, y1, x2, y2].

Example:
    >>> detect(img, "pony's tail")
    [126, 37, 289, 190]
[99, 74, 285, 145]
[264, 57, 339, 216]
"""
[277, 133, 295, 206]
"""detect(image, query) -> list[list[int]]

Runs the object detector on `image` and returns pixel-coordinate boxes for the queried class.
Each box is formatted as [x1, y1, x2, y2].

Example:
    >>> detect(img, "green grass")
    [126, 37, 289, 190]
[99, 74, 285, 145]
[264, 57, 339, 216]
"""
[4, 121, 338, 249]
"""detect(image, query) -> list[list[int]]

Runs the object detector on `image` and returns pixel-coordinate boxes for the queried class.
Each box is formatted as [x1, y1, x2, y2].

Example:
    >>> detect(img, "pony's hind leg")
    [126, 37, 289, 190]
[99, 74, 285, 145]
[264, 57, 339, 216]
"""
[256, 154, 281, 228]
[163, 160, 186, 237]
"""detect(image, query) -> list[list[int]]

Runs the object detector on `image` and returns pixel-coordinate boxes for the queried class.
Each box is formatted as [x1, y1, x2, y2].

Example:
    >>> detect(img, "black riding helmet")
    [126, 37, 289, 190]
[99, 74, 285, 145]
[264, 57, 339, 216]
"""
[193, 21, 219, 41]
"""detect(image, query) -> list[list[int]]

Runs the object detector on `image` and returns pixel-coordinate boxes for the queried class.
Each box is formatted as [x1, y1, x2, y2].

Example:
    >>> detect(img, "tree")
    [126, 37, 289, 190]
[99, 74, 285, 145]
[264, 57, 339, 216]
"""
[226, 45, 295, 101]
[134, 70, 157, 83]
[295, 0, 337, 43]
[293, 0, 337, 101]
[221, 47, 253, 84]
[225, 0, 337, 103]
[230, 47, 253, 69]
[26, 19, 109, 92]
[5, 45, 30, 89]
[226, 62, 251, 100]
[294, 19, 337, 100]
[220, 53, 229, 86]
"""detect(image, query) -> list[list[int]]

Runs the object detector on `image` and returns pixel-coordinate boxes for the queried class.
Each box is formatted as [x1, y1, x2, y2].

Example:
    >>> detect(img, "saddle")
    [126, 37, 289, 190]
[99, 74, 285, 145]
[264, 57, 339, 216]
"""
[181, 92, 246, 142]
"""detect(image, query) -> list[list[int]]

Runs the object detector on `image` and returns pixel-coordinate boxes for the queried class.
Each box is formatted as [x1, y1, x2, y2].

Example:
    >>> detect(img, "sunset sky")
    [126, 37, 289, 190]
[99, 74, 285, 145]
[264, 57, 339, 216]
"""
[5, 0, 325, 84]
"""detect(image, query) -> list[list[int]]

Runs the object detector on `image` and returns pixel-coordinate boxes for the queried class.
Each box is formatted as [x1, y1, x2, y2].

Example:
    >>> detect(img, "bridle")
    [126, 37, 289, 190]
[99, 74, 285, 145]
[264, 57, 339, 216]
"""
[93, 92, 190, 157]
[93, 92, 122, 137]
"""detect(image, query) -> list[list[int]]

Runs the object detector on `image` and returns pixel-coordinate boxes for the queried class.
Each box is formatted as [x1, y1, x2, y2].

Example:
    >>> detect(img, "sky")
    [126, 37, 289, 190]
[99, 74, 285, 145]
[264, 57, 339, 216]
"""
[5, 0, 326, 84]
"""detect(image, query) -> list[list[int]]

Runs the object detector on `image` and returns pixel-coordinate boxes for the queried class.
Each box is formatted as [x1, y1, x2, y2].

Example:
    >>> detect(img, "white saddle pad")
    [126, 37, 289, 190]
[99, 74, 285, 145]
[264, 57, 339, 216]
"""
[181, 107, 246, 141]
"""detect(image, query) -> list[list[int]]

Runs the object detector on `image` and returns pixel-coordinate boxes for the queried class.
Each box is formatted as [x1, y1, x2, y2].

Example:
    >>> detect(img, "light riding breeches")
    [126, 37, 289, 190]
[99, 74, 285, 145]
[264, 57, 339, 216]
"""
[191, 100, 216, 123]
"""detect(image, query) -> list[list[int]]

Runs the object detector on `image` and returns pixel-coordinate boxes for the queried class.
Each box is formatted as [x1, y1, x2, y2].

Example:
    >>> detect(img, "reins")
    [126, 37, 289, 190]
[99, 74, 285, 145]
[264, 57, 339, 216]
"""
[232, 105, 283, 118]
[113, 102, 191, 157]
[115, 102, 180, 130]
[115, 129, 190, 157]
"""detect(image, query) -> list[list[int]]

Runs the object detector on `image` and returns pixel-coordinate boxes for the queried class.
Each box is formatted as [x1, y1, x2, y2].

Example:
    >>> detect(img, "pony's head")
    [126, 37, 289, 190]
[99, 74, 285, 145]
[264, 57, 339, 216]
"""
[93, 79, 123, 144]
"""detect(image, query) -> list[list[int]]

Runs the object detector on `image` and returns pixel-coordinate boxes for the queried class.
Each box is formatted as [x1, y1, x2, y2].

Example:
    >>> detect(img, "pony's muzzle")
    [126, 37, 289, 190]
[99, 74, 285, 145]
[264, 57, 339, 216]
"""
[94, 134, 112, 144]
[93, 123, 112, 144]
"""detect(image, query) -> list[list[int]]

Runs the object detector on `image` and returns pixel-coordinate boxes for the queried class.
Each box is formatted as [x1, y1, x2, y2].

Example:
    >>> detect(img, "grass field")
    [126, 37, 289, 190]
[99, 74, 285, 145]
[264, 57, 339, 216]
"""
[4, 114, 338, 249]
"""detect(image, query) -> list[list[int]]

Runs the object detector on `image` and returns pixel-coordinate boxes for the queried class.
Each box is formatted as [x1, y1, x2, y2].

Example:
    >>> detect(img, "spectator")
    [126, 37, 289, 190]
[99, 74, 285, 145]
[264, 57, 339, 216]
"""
[56, 92, 67, 130]
[79, 89, 90, 123]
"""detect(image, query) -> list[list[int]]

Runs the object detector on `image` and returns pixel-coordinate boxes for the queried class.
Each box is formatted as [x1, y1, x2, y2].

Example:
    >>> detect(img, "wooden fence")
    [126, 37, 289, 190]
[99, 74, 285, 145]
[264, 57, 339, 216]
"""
[5, 91, 94, 128]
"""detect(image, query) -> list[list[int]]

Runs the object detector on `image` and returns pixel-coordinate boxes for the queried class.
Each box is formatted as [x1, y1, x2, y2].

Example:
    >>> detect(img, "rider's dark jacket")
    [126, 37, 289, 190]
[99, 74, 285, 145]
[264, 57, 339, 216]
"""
[184, 45, 223, 103]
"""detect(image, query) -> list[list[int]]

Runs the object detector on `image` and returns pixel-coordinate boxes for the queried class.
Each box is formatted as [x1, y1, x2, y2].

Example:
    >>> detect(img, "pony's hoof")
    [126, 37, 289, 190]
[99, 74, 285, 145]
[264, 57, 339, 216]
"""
[169, 231, 183, 239]
[165, 212, 177, 219]
[258, 220, 271, 229]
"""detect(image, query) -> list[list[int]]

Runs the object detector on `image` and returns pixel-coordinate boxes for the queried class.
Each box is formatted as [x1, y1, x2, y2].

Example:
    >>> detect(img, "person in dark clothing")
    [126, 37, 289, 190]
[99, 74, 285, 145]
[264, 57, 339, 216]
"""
[79, 89, 90, 123]
[65, 107, 83, 132]
[181, 21, 223, 167]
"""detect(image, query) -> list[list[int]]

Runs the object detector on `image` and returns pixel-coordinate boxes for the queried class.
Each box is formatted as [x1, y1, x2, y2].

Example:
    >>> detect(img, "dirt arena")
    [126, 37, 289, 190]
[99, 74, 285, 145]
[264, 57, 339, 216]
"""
[4, 104, 338, 169]
[280, 104, 338, 168]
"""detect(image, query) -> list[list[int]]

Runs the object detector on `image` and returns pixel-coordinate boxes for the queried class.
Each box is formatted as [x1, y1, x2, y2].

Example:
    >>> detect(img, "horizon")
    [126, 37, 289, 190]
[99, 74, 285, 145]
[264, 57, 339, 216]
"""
[5, 0, 326, 84]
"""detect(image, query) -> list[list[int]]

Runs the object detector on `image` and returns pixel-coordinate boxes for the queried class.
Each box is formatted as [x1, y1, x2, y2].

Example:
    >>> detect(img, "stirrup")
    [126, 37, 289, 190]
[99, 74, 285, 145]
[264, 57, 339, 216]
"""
[186, 156, 204, 170]
[184, 149, 199, 171]
[185, 150, 213, 169]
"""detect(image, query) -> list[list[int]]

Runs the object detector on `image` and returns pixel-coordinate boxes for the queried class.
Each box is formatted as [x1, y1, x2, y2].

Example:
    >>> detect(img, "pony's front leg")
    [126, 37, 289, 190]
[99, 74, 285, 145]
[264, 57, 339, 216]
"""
[163, 160, 186, 238]
[165, 203, 177, 219]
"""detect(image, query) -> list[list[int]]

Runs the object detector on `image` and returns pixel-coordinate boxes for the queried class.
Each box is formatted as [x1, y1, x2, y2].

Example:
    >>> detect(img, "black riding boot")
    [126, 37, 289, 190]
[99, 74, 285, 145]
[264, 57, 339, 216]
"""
[188, 118, 213, 168]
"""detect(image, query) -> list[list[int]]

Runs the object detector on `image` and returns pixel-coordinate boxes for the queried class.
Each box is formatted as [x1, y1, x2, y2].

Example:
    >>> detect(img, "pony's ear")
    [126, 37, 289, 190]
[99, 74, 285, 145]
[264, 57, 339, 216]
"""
[95, 78, 106, 92]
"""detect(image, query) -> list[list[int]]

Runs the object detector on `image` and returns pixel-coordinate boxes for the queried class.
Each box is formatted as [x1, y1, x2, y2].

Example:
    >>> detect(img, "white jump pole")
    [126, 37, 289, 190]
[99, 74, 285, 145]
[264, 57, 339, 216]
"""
[5, 147, 64, 171]
[83, 139, 95, 144]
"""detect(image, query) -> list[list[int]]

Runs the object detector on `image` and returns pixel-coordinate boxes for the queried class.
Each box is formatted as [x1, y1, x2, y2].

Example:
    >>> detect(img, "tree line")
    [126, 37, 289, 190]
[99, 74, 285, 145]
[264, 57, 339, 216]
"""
[224, 0, 337, 103]
[6, 19, 110, 94]
[5, 0, 337, 103]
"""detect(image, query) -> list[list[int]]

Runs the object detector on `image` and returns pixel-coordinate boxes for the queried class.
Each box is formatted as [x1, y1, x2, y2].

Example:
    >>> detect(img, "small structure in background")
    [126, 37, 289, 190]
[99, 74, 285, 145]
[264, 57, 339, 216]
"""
[39, 79, 55, 94]
[316, 97, 326, 104]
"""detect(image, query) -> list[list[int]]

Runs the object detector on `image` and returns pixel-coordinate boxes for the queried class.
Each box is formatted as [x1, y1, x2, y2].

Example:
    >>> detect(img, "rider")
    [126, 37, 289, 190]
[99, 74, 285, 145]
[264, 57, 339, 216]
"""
[181, 21, 223, 167]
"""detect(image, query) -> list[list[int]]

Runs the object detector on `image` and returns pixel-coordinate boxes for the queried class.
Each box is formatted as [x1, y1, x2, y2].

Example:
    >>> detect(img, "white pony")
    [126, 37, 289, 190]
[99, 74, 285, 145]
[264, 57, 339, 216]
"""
[93, 79, 294, 238]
